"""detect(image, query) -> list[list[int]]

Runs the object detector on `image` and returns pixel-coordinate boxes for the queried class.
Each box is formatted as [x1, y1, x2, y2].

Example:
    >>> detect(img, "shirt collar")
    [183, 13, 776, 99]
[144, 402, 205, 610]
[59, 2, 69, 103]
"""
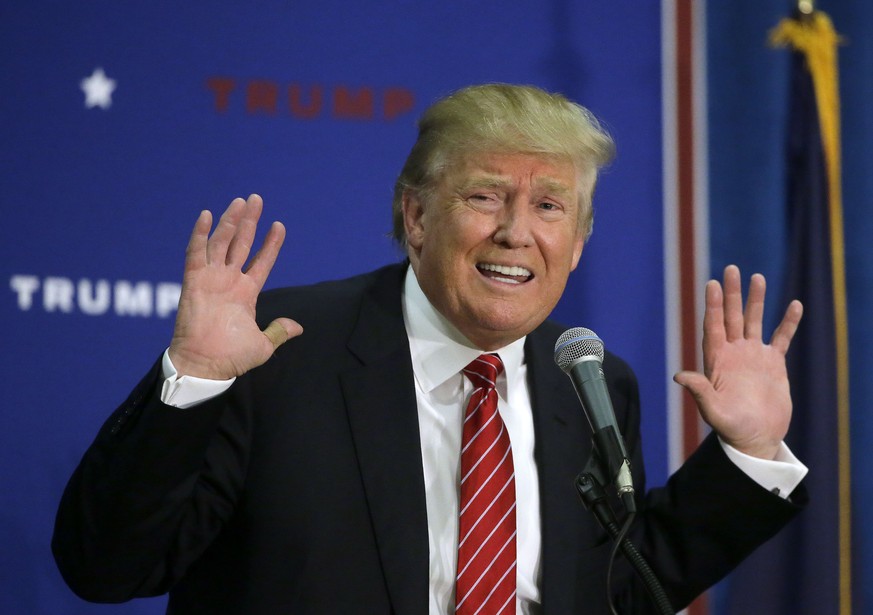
[402, 264, 526, 394]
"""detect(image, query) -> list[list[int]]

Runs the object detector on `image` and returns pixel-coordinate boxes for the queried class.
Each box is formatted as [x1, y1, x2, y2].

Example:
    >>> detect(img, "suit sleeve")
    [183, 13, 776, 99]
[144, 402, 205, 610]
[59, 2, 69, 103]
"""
[51, 358, 251, 603]
[605, 357, 808, 613]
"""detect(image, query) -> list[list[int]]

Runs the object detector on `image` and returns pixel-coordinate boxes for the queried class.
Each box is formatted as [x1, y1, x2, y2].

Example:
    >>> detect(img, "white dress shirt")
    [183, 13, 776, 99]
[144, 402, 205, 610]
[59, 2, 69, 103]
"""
[401, 266, 541, 614]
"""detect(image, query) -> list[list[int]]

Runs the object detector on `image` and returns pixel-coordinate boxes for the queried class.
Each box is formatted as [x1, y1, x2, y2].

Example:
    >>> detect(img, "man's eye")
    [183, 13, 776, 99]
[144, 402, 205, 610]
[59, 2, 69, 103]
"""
[539, 202, 559, 211]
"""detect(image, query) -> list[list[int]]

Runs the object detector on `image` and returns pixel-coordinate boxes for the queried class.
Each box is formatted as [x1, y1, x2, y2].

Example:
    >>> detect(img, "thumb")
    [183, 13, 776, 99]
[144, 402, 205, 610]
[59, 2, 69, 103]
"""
[263, 318, 303, 351]
[673, 371, 712, 405]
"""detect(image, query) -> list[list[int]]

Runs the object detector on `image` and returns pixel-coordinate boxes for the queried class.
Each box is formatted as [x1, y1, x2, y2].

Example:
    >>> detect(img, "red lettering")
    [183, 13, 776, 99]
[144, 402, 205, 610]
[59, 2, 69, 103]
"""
[208, 78, 415, 122]
[383, 88, 415, 120]
[288, 84, 323, 118]
[333, 86, 374, 120]
[246, 81, 279, 114]
[206, 78, 236, 113]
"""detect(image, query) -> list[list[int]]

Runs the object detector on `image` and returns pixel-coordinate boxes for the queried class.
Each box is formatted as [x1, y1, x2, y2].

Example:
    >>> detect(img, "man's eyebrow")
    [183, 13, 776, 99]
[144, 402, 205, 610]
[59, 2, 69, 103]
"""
[458, 174, 513, 191]
[534, 177, 575, 200]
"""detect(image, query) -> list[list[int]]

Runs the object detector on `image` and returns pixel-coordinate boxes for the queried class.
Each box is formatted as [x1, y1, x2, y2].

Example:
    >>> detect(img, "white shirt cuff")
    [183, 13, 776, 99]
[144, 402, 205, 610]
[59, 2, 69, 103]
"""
[160, 350, 235, 409]
[719, 437, 808, 499]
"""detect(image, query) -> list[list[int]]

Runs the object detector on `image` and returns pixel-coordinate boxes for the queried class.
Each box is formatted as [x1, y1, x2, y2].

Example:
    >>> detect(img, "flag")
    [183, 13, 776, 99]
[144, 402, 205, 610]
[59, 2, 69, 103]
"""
[720, 9, 851, 615]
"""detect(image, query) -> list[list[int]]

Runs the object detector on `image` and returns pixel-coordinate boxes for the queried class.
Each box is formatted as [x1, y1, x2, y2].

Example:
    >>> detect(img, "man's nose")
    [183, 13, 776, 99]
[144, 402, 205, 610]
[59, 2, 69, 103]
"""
[492, 200, 534, 248]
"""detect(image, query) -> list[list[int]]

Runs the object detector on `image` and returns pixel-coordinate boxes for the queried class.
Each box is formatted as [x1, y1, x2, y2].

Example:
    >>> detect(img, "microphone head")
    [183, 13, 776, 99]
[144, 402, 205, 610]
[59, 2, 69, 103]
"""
[553, 327, 604, 372]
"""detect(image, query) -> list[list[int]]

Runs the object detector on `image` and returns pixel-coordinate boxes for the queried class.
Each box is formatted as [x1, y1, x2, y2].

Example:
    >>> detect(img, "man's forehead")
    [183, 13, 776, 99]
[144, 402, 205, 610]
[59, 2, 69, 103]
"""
[452, 154, 579, 194]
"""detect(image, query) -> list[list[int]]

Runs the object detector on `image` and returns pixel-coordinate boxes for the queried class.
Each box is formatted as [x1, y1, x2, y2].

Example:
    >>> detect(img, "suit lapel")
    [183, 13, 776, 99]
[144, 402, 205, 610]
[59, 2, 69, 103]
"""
[526, 327, 598, 613]
[340, 265, 429, 615]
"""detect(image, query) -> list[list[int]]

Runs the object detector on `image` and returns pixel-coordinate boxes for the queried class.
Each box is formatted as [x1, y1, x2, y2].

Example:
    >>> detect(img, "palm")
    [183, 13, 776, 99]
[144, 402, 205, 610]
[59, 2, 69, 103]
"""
[674, 266, 803, 459]
[168, 195, 302, 380]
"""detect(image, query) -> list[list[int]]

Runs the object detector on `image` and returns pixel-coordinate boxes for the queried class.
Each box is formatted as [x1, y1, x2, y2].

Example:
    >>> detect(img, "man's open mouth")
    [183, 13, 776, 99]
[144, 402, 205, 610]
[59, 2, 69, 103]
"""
[477, 263, 533, 285]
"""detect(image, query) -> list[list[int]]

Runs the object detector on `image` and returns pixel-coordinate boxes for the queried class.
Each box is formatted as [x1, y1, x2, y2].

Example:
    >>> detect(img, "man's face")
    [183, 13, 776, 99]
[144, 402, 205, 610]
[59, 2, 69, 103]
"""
[403, 152, 586, 350]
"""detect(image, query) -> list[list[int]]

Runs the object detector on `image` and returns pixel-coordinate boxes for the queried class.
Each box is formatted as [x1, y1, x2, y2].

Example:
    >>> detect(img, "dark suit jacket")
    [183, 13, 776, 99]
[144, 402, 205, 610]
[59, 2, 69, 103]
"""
[53, 263, 806, 614]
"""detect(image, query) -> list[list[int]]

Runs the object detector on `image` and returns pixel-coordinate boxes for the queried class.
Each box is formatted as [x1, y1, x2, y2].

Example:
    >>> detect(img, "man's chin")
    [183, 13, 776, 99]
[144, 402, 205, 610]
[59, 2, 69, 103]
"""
[459, 312, 545, 349]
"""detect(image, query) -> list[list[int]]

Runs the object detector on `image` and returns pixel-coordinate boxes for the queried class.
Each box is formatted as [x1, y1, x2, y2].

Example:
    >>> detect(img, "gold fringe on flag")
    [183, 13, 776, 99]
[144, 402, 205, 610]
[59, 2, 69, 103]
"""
[770, 11, 851, 615]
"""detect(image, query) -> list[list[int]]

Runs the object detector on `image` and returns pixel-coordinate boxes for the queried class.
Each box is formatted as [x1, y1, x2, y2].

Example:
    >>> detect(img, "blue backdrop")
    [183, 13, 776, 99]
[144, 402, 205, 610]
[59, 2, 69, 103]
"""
[6, 2, 871, 613]
[2, 3, 666, 613]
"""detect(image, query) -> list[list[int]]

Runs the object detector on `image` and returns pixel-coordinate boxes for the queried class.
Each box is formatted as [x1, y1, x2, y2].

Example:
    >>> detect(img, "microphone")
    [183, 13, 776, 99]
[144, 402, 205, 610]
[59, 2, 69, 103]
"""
[554, 327, 634, 499]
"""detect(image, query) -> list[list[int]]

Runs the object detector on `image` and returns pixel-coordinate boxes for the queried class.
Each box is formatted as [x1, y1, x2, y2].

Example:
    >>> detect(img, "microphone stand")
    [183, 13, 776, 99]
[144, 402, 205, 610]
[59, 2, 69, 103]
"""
[576, 434, 674, 615]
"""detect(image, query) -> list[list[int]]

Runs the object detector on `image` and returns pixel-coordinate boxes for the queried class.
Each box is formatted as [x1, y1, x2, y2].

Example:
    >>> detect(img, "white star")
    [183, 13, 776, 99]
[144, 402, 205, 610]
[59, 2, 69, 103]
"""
[80, 68, 117, 110]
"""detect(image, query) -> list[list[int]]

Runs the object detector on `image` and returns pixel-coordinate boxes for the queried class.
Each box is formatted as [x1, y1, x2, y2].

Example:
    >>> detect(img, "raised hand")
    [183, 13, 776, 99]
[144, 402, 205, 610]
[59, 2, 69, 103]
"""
[673, 265, 803, 460]
[168, 194, 303, 380]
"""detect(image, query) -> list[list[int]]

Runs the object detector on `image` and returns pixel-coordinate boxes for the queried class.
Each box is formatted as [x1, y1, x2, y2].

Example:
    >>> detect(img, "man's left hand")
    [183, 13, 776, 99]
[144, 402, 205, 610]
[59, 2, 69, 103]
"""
[673, 265, 804, 460]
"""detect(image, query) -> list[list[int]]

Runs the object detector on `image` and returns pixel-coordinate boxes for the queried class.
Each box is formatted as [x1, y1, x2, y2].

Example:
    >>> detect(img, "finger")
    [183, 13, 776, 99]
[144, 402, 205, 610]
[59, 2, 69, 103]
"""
[184, 210, 213, 273]
[722, 265, 744, 342]
[770, 299, 803, 354]
[206, 197, 246, 265]
[701, 279, 725, 376]
[226, 194, 263, 268]
[263, 318, 303, 351]
[743, 273, 766, 340]
[245, 221, 286, 287]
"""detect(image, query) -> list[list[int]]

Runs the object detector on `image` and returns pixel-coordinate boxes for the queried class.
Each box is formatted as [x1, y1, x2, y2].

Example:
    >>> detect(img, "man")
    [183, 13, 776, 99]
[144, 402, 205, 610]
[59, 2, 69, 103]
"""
[53, 84, 807, 614]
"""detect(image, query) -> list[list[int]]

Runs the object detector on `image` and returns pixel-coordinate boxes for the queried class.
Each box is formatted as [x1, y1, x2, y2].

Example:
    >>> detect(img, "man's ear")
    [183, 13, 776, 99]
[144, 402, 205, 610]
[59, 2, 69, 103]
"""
[570, 234, 585, 271]
[402, 190, 426, 250]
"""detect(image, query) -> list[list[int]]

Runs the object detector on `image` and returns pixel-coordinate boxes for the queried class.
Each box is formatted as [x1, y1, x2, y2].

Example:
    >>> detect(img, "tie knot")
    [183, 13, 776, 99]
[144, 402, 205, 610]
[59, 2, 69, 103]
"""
[462, 354, 504, 390]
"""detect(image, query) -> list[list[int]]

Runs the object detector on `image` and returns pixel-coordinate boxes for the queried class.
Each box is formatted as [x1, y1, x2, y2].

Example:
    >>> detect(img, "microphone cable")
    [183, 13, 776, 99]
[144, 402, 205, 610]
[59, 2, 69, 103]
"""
[576, 472, 674, 615]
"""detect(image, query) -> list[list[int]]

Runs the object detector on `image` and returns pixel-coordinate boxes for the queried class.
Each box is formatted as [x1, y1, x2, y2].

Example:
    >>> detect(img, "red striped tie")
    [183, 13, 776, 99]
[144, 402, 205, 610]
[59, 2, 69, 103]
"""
[455, 354, 516, 614]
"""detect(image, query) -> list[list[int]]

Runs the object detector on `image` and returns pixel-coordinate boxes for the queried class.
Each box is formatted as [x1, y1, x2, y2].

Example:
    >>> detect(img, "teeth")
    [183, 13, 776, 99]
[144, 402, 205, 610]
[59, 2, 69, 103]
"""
[479, 263, 532, 278]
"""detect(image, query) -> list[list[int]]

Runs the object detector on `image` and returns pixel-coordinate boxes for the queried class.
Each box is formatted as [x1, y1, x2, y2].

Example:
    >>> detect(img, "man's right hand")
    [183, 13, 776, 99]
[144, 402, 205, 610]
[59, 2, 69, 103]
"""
[168, 194, 303, 380]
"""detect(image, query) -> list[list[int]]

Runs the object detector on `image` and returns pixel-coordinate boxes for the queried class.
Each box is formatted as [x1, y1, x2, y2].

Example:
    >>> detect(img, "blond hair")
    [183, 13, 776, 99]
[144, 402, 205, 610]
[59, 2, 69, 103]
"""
[392, 83, 615, 246]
